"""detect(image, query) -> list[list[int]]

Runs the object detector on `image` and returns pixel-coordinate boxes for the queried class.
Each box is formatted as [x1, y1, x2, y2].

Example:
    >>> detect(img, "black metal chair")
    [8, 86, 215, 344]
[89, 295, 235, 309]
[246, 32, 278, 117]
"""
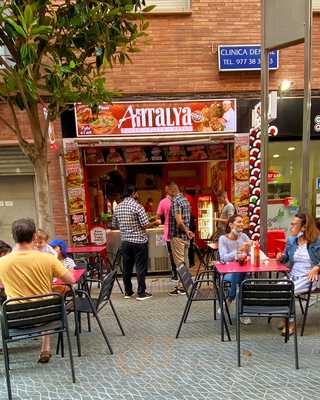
[107, 248, 124, 294]
[62, 270, 125, 355]
[296, 282, 320, 336]
[0, 293, 76, 400]
[236, 279, 298, 369]
[176, 263, 232, 340]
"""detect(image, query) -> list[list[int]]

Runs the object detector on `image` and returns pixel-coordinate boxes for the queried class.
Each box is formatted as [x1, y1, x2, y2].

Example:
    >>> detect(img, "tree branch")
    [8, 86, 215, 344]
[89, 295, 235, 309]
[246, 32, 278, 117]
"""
[7, 99, 34, 158]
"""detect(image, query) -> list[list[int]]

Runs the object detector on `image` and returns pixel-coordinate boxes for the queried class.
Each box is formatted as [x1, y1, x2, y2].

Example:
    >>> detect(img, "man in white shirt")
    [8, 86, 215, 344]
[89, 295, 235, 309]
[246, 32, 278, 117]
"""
[220, 100, 235, 131]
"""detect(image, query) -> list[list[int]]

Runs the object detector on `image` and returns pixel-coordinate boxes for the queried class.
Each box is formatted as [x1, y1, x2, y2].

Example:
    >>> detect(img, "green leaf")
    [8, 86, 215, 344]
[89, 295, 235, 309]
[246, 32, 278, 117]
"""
[142, 5, 156, 12]
[24, 5, 33, 29]
[69, 60, 76, 69]
[31, 25, 53, 37]
[4, 17, 27, 38]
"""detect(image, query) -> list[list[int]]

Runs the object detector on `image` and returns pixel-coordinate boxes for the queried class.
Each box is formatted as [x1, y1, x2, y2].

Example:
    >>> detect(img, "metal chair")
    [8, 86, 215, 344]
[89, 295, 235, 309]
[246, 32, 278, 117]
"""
[236, 279, 298, 369]
[296, 282, 320, 336]
[107, 248, 124, 294]
[63, 270, 125, 355]
[176, 263, 232, 340]
[0, 293, 75, 400]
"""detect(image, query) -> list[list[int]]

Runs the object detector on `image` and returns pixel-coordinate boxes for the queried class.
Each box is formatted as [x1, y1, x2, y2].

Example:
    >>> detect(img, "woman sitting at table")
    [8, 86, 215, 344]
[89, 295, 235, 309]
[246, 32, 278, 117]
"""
[218, 214, 252, 324]
[277, 213, 320, 335]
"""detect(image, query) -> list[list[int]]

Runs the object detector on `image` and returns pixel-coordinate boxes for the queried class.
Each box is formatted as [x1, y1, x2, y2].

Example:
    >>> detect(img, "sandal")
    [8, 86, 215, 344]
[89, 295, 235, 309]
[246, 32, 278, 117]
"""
[281, 324, 295, 337]
[38, 351, 52, 364]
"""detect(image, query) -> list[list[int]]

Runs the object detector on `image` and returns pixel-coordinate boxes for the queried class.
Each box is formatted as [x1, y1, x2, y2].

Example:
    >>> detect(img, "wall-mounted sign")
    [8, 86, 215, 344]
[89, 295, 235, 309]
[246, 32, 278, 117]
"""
[75, 99, 237, 137]
[84, 144, 229, 165]
[90, 226, 107, 245]
[218, 45, 279, 72]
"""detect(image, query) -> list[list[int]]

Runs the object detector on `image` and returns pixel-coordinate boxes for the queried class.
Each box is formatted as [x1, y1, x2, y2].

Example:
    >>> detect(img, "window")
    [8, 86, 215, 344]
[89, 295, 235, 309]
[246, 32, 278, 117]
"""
[145, 0, 191, 13]
[313, 0, 320, 11]
[0, 46, 14, 68]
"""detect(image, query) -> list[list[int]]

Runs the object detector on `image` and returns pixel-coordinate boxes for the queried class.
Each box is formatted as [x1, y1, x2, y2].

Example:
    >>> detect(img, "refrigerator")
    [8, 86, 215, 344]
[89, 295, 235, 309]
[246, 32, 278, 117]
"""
[196, 195, 214, 244]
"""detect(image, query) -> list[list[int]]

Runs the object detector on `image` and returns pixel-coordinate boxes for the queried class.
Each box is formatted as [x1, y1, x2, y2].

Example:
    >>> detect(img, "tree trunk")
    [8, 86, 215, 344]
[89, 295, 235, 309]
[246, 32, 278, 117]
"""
[33, 153, 52, 234]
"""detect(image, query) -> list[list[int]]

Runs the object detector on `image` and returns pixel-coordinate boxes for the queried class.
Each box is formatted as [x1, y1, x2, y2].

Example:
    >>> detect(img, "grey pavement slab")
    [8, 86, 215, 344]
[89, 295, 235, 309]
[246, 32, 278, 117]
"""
[0, 277, 319, 399]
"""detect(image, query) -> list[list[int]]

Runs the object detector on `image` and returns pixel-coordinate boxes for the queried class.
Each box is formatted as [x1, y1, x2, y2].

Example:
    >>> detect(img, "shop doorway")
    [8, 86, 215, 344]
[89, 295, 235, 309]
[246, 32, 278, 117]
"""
[0, 176, 37, 245]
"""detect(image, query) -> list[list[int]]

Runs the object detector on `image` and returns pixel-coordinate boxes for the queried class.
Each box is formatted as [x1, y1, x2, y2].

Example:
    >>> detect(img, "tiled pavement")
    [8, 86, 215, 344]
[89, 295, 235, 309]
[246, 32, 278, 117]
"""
[0, 277, 320, 400]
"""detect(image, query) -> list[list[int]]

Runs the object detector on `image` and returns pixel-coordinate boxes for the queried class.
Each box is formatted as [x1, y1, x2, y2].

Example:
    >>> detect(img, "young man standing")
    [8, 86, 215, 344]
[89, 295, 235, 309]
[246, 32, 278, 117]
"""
[112, 184, 160, 300]
[215, 190, 235, 236]
[0, 218, 74, 363]
[167, 182, 194, 296]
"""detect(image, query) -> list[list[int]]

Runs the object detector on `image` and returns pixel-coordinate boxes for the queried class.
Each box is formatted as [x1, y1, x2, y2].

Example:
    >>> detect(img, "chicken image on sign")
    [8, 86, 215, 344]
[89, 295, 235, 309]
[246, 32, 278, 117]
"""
[75, 100, 237, 137]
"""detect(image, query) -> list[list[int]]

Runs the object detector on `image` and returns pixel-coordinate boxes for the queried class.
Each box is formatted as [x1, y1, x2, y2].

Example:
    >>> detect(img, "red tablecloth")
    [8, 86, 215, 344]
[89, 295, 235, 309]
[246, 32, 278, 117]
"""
[0, 269, 87, 290]
[215, 259, 289, 274]
[52, 268, 86, 285]
[67, 246, 106, 254]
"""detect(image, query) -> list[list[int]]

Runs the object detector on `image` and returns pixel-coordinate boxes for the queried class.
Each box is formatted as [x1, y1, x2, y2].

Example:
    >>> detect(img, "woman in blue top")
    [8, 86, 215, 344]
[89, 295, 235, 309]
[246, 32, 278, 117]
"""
[218, 215, 252, 324]
[277, 213, 320, 335]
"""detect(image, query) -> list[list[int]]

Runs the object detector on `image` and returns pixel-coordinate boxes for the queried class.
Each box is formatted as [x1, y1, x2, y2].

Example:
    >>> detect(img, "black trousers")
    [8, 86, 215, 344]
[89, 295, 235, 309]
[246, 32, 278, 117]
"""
[121, 241, 148, 296]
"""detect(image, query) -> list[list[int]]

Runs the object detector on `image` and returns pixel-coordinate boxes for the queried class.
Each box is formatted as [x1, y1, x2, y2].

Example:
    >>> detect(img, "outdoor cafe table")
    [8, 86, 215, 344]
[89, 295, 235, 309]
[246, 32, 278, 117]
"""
[68, 245, 107, 280]
[52, 268, 87, 286]
[215, 260, 289, 342]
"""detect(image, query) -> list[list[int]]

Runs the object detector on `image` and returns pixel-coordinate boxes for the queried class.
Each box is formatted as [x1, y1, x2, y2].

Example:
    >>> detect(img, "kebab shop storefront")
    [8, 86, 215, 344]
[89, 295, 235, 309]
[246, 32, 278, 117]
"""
[63, 99, 250, 272]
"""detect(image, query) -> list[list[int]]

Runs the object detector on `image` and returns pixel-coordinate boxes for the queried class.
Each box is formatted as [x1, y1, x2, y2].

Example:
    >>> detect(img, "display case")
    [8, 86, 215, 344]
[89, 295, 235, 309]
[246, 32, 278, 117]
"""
[197, 195, 214, 240]
[106, 227, 170, 273]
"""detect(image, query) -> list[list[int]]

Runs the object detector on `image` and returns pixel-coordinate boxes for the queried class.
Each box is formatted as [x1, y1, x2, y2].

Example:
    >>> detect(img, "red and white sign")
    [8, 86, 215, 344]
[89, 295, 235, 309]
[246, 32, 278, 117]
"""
[75, 99, 237, 137]
[90, 226, 107, 245]
[268, 169, 281, 182]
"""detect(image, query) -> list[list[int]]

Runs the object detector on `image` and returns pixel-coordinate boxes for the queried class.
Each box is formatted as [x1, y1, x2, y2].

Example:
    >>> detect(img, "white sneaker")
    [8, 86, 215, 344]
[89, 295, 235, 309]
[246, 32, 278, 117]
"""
[240, 317, 252, 325]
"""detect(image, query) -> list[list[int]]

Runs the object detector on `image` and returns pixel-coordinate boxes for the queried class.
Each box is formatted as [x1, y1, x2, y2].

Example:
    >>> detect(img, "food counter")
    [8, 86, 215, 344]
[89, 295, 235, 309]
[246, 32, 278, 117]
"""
[107, 226, 170, 273]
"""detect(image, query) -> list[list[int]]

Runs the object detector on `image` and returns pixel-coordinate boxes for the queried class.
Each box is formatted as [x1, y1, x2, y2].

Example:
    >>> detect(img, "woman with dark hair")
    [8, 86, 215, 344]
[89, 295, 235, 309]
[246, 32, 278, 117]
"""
[0, 240, 12, 257]
[218, 214, 252, 324]
[277, 213, 320, 335]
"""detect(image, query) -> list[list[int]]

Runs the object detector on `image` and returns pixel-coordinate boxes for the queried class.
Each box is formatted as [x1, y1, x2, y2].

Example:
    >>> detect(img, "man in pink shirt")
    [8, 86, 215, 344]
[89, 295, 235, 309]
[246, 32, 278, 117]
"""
[157, 185, 178, 281]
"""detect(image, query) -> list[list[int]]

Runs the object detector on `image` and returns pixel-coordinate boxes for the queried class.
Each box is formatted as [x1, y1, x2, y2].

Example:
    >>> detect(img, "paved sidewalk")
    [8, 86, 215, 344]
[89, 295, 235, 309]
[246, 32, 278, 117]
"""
[0, 277, 319, 400]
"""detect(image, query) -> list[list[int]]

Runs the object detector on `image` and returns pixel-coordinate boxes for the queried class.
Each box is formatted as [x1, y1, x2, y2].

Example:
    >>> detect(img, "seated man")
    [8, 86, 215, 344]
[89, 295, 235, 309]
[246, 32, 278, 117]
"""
[0, 218, 75, 363]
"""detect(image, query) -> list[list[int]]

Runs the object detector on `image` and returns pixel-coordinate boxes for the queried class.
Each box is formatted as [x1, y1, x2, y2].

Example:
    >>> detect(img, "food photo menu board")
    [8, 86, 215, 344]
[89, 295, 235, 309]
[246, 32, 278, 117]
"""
[63, 139, 88, 245]
[84, 144, 229, 165]
[234, 134, 250, 227]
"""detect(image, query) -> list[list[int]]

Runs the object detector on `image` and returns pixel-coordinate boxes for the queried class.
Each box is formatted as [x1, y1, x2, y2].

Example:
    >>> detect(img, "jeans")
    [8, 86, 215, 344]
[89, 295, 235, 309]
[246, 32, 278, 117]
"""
[166, 241, 177, 277]
[223, 272, 247, 301]
[121, 241, 148, 296]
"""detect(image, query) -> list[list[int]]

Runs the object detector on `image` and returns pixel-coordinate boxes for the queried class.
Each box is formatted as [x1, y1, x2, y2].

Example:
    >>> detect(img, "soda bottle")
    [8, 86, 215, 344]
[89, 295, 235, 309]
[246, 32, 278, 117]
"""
[254, 242, 260, 267]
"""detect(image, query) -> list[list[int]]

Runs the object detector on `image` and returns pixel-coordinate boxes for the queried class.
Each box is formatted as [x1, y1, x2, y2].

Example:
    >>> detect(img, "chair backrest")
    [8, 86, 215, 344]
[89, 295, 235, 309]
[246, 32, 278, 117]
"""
[177, 264, 194, 295]
[96, 270, 116, 308]
[239, 279, 294, 312]
[111, 248, 122, 271]
[267, 230, 286, 258]
[0, 293, 65, 339]
[193, 244, 205, 266]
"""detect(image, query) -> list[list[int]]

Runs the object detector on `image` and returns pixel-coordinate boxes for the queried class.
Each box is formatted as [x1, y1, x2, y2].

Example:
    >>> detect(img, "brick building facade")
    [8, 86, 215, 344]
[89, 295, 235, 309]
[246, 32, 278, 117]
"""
[1, 0, 320, 241]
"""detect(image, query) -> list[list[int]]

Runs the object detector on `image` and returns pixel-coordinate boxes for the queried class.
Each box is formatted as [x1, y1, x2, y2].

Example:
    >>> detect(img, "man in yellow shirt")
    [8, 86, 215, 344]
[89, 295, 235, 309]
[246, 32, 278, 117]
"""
[0, 218, 75, 363]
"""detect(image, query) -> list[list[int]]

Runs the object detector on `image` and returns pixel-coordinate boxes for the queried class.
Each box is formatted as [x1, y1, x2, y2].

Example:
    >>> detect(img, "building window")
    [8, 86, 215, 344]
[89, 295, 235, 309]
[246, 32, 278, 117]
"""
[313, 0, 320, 11]
[0, 46, 14, 68]
[145, 0, 191, 13]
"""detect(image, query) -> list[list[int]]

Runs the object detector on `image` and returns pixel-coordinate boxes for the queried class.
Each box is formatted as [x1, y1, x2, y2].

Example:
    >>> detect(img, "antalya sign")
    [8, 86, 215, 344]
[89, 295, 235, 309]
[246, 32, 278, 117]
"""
[75, 99, 237, 137]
